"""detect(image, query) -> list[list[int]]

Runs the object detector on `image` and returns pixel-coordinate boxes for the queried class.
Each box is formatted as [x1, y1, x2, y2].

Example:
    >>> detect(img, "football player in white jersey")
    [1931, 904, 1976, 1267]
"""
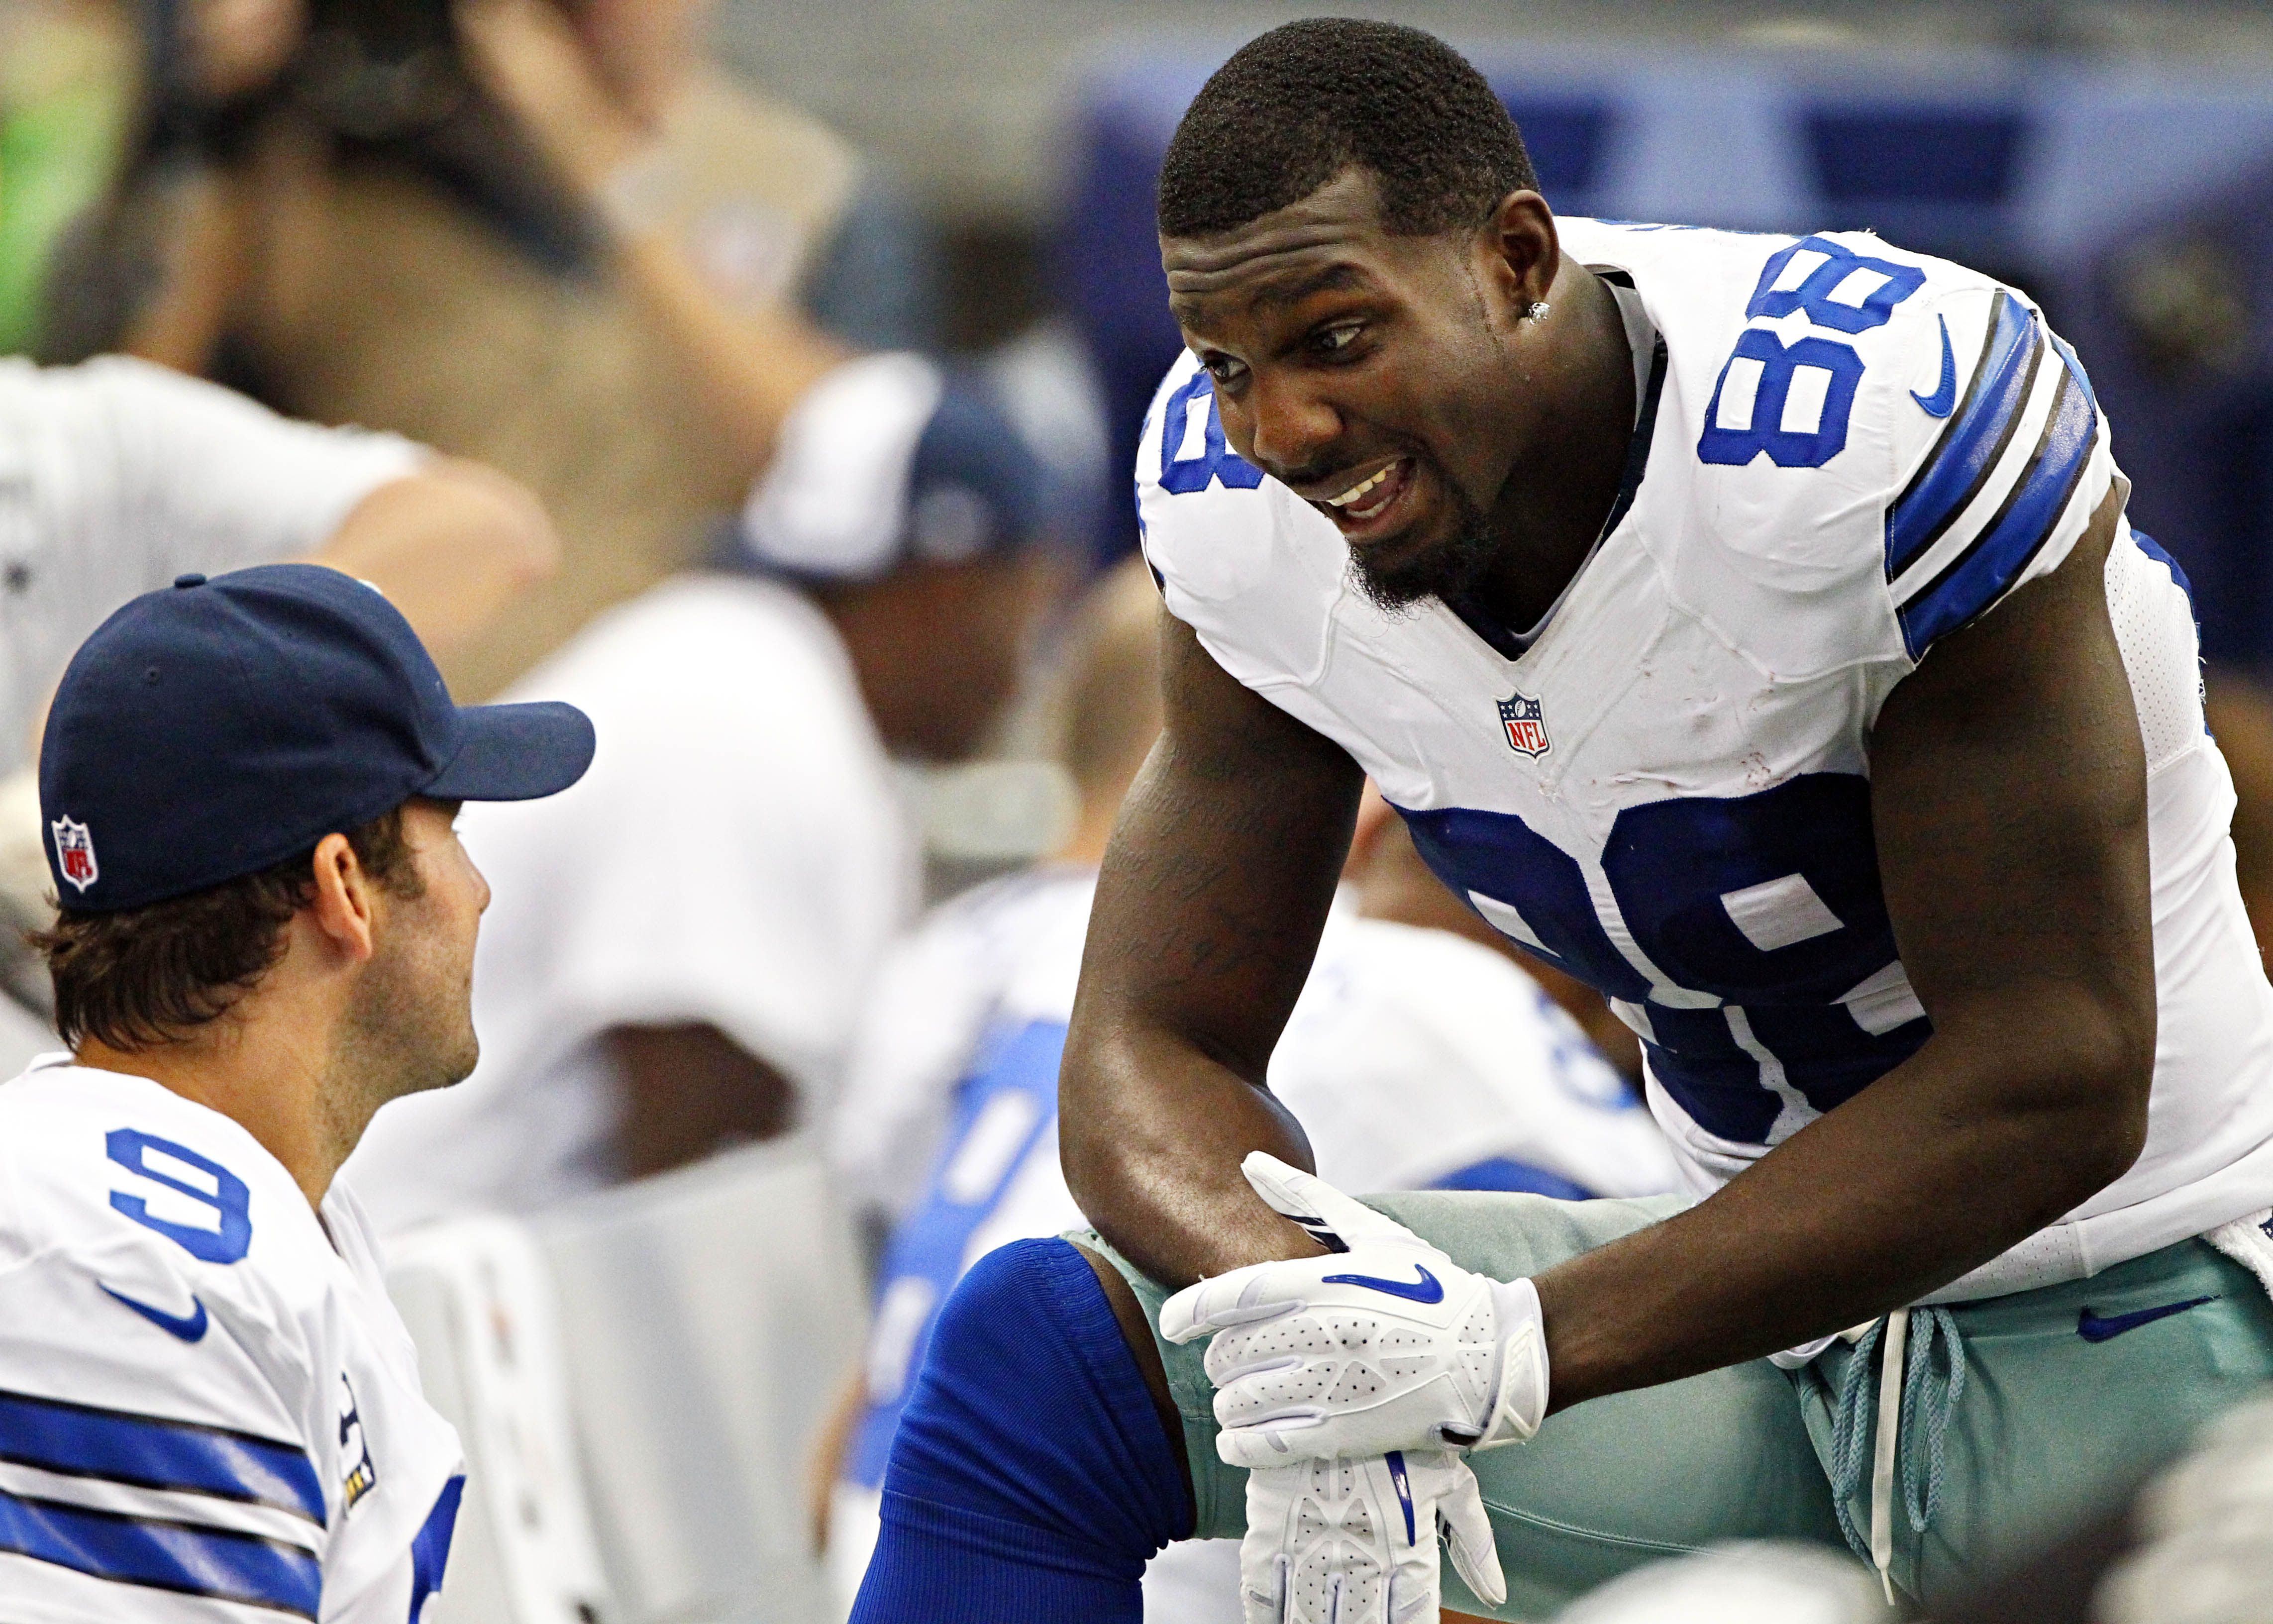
[846, 20, 2273, 1624]
[0, 564, 593, 1622]
[822, 563, 1675, 1619]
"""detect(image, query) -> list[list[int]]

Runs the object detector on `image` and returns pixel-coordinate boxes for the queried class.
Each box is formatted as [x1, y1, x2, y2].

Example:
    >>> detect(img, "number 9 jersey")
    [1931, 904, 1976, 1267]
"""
[0, 1057, 466, 1622]
[1135, 218, 2273, 1302]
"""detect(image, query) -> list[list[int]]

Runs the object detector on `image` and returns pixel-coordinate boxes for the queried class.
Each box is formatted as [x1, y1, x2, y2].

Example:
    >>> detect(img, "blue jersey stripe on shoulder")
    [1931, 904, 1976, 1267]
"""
[0, 1485, 321, 1618]
[2132, 527, 2194, 605]
[1429, 1157, 1596, 1201]
[0, 1389, 324, 1525]
[1885, 292, 2040, 579]
[2047, 326, 2100, 418]
[1897, 360, 2098, 657]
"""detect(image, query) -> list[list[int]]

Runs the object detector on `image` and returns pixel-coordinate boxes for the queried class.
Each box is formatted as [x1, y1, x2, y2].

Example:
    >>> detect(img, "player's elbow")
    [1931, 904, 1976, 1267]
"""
[420, 457, 561, 589]
[2011, 992, 2157, 1205]
[1055, 1018, 1121, 1213]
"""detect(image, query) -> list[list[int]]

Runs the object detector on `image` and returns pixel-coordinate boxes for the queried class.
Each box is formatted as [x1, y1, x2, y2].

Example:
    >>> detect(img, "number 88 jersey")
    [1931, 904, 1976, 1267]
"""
[1135, 218, 2273, 1298]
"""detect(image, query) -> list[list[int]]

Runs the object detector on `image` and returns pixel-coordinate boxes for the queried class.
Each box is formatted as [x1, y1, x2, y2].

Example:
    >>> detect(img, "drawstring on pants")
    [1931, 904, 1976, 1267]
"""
[1825, 1305, 1967, 1602]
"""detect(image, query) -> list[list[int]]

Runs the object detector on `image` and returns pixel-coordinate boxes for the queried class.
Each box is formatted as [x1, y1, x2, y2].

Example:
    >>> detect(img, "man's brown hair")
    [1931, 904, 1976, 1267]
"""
[33, 808, 422, 1051]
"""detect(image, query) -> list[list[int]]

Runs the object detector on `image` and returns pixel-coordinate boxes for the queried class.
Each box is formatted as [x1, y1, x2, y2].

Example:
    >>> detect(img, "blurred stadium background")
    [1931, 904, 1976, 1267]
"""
[6, 2, 2273, 1621]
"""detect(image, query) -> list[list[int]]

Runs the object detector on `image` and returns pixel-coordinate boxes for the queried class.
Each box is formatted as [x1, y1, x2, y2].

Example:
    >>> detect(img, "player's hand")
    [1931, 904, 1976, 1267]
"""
[455, 0, 643, 193]
[1240, 1449, 1507, 1624]
[1158, 1154, 1549, 1468]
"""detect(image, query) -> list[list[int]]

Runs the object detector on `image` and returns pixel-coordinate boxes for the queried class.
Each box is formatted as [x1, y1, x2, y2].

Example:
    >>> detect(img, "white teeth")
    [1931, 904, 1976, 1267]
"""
[1327, 465, 1394, 507]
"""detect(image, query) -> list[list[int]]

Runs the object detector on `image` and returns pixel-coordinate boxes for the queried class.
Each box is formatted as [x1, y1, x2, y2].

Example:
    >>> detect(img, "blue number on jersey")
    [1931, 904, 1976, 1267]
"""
[1401, 776, 1932, 1145]
[1745, 236, 1926, 334]
[1604, 775, 1895, 1004]
[1402, 807, 1650, 1004]
[106, 1130, 253, 1264]
[847, 1018, 1066, 1491]
[1697, 331, 1867, 469]
[1157, 370, 1265, 496]
[1699, 234, 1926, 469]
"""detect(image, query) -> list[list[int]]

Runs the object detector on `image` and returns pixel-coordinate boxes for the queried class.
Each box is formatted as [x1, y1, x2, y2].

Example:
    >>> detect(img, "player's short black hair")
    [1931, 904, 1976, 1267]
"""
[37, 808, 419, 1051]
[1157, 19, 1538, 240]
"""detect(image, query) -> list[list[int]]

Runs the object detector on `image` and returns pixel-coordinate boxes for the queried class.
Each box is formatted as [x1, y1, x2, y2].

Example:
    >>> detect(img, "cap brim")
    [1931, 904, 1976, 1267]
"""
[422, 702, 596, 802]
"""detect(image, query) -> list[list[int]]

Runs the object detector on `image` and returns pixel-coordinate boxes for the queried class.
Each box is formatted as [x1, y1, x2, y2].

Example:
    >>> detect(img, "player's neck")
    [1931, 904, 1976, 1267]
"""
[1468, 266, 1638, 631]
[77, 998, 345, 1217]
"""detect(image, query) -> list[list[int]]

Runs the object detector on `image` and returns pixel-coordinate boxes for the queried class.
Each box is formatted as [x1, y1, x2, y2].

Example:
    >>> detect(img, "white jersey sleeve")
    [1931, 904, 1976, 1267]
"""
[0, 1062, 464, 1624]
[53, 357, 424, 585]
[1672, 228, 2117, 672]
[0, 358, 425, 776]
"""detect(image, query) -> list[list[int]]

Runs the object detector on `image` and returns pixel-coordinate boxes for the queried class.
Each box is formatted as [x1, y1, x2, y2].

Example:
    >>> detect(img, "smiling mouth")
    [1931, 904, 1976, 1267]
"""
[1317, 458, 1412, 530]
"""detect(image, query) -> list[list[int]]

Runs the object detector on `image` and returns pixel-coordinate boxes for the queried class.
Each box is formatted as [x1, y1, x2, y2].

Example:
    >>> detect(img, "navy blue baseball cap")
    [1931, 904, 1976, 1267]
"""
[39, 563, 595, 913]
[737, 353, 1050, 583]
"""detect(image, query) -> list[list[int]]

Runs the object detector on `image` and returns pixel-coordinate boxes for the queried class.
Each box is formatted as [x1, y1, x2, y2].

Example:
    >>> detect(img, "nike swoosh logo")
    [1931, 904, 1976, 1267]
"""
[101, 1284, 208, 1343]
[1320, 1263, 1445, 1305]
[1912, 314, 1958, 417]
[1385, 1450, 1415, 1545]
[2076, 1295, 2215, 1343]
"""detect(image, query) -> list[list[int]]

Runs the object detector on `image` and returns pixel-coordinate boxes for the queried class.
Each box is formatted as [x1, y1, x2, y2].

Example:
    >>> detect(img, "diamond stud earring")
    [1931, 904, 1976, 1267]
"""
[1525, 301, 1552, 321]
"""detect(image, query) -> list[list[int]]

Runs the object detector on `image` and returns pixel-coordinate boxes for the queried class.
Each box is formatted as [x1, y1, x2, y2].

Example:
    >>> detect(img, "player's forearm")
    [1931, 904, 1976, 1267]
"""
[1060, 1017, 1325, 1287]
[117, 163, 256, 376]
[611, 230, 849, 486]
[1061, 617, 1362, 1283]
[1533, 1002, 2150, 1411]
[310, 459, 558, 659]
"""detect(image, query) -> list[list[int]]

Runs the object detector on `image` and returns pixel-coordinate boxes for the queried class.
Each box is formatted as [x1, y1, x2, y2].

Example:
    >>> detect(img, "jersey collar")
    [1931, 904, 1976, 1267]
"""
[1444, 274, 1670, 662]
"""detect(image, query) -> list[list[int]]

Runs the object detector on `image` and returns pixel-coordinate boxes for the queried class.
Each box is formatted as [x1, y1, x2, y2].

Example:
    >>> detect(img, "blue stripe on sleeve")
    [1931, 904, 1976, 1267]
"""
[1885, 291, 2040, 579]
[0, 1486, 321, 1618]
[1897, 359, 2098, 657]
[0, 1389, 324, 1525]
[407, 1475, 465, 1623]
[1429, 1157, 1596, 1201]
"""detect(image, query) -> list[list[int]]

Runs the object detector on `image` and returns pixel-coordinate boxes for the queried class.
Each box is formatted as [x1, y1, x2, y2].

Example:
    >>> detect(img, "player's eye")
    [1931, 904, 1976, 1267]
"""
[1313, 322, 1364, 356]
[1201, 352, 1247, 387]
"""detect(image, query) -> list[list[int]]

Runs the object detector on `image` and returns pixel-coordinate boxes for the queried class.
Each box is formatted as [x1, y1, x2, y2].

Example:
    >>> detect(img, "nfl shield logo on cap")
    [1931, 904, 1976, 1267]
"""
[51, 816, 98, 892]
[1497, 692, 1550, 758]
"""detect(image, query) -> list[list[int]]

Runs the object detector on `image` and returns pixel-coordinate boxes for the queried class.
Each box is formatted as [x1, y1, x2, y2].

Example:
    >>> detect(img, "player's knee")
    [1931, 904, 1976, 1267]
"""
[881, 1237, 1190, 1564]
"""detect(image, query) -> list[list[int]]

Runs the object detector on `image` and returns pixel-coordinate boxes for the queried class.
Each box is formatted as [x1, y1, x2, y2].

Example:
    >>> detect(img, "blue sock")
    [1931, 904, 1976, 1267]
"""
[849, 1237, 1194, 1624]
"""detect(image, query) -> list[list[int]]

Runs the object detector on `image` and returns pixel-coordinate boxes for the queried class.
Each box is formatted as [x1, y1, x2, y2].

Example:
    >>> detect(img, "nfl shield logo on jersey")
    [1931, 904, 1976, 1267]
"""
[1497, 692, 1550, 758]
[50, 816, 97, 892]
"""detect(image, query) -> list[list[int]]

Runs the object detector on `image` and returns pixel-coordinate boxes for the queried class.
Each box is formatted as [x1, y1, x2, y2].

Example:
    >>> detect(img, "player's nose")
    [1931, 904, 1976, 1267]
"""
[1237, 373, 1344, 480]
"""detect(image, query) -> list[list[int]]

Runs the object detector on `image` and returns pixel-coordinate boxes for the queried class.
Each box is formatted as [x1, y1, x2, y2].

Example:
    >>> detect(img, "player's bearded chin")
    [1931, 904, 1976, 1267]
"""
[1344, 466, 1499, 615]
[329, 905, 481, 1137]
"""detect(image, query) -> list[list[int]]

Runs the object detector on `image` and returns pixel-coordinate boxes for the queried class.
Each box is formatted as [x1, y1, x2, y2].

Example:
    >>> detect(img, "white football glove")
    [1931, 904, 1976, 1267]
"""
[1160, 1153, 1549, 1470]
[1240, 1449, 1507, 1624]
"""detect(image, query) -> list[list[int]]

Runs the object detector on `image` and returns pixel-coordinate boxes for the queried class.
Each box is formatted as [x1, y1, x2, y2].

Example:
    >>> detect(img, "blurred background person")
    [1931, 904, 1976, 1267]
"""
[818, 559, 1677, 1619]
[343, 348, 1064, 1234]
[0, 351, 556, 1070]
[40, 0, 934, 703]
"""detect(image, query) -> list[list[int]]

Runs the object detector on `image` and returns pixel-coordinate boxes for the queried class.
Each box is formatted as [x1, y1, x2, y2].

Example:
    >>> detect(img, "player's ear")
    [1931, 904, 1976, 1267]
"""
[306, 832, 379, 963]
[1477, 190, 1558, 324]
